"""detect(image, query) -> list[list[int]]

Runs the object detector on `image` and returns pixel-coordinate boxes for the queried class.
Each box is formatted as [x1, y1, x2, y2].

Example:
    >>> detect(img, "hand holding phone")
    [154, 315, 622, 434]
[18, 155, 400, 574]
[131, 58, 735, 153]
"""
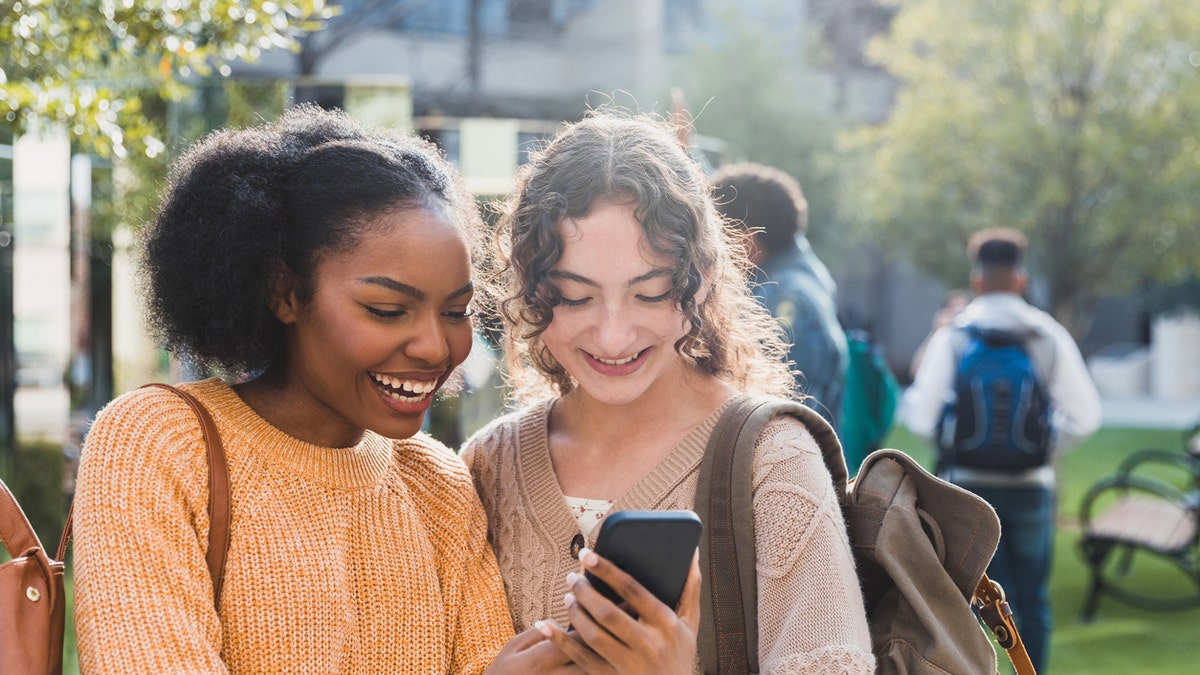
[583, 509, 703, 609]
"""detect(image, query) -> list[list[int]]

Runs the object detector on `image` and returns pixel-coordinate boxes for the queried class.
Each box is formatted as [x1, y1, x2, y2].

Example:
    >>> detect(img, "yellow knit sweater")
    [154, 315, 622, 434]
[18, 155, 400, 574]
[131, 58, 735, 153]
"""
[74, 378, 514, 674]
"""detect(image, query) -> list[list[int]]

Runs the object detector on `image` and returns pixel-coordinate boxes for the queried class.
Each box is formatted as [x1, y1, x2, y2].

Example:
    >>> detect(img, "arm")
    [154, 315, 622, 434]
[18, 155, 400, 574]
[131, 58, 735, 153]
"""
[73, 390, 227, 673]
[1045, 325, 1103, 451]
[462, 428, 589, 675]
[751, 419, 875, 674]
[902, 325, 956, 442]
[449, 508, 518, 674]
[768, 284, 847, 425]
[423, 451, 517, 675]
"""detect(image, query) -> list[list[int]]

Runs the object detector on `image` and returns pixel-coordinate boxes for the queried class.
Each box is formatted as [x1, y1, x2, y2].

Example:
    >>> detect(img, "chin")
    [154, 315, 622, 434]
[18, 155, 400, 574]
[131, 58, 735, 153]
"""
[373, 417, 427, 442]
[577, 383, 652, 408]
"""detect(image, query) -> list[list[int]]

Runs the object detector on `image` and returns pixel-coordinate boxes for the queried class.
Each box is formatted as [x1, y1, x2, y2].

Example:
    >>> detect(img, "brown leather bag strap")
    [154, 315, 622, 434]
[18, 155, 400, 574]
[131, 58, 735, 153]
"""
[974, 573, 1037, 675]
[55, 382, 232, 610]
[1, 477, 46, 557]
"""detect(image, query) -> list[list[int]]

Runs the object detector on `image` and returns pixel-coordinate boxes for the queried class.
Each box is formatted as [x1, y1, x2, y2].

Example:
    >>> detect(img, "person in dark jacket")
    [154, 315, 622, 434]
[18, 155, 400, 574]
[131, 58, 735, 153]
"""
[712, 163, 849, 431]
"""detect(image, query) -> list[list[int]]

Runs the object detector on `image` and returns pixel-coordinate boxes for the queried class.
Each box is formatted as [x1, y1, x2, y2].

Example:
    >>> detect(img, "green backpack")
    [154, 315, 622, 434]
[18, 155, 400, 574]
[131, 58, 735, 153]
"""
[840, 329, 901, 475]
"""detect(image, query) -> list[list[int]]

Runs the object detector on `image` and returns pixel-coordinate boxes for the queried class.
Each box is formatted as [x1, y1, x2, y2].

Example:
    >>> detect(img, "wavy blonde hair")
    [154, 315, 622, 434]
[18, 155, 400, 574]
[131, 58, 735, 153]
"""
[485, 110, 797, 405]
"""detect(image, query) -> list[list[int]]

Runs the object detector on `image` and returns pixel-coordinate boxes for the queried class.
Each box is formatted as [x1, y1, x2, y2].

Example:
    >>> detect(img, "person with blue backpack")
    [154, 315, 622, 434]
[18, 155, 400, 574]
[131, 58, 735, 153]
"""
[903, 228, 1101, 673]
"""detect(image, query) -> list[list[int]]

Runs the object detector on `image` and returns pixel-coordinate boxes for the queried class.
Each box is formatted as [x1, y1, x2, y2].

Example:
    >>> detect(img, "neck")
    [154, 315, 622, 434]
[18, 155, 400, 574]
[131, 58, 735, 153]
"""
[546, 371, 736, 499]
[556, 372, 733, 455]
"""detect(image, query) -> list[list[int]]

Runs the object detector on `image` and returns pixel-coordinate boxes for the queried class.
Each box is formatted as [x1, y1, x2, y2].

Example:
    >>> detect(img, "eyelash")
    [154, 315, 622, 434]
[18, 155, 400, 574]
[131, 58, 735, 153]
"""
[366, 307, 405, 319]
[557, 292, 673, 307]
[639, 292, 673, 304]
[365, 307, 474, 322]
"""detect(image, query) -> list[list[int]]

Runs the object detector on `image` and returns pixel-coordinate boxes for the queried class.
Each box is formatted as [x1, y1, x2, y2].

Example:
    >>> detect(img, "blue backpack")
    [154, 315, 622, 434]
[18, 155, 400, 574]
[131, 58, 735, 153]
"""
[936, 325, 1053, 472]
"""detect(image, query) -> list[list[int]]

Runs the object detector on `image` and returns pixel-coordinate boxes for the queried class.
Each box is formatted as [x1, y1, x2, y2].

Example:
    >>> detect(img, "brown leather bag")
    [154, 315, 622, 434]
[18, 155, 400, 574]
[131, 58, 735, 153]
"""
[0, 383, 230, 675]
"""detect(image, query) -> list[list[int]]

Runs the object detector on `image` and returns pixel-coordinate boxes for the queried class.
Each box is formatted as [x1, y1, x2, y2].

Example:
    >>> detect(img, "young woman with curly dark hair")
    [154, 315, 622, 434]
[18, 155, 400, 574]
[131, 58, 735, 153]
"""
[462, 111, 875, 673]
[70, 105, 612, 673]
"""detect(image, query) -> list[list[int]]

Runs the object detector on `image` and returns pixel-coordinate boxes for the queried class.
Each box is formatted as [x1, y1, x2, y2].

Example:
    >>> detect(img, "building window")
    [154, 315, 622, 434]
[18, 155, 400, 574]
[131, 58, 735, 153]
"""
[418, 127, 462, 166]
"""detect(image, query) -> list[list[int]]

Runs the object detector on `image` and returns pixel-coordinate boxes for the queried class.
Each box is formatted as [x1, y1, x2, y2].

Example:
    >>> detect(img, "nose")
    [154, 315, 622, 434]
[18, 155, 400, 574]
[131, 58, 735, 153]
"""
[404, 311, 453, 366]
[593, 302, 637, 356]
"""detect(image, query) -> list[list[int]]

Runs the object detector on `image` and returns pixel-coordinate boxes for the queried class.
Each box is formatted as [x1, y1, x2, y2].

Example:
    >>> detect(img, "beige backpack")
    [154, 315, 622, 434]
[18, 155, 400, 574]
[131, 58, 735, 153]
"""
[695, 393, 1035, 674]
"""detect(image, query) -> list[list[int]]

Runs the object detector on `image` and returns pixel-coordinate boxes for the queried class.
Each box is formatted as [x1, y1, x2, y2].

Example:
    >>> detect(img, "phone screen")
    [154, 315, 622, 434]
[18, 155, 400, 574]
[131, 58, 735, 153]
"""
[584, 509, 703, 609]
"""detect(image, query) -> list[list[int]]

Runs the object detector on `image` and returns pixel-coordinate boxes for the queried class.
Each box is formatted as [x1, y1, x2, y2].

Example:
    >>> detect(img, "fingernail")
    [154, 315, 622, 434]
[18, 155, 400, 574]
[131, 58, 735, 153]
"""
[578, 547, 598, 567]
[534, 620, 552, 638]
[566, 571, 580, 586]
[564, 592, 576, 608]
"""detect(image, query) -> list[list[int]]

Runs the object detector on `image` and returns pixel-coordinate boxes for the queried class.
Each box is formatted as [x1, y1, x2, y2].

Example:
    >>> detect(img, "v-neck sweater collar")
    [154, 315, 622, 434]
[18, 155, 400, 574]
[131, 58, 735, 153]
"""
[514, 396, 735, 543]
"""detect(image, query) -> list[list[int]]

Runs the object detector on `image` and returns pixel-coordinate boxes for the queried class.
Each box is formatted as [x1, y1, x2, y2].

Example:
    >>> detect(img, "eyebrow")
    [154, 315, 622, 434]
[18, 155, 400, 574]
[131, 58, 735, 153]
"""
[547, 268, 674, 288]
[357, 277, 474, 301]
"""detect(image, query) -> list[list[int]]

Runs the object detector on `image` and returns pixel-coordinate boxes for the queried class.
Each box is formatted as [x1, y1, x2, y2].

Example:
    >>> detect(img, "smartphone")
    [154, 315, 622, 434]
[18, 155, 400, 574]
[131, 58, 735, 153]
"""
[584, 509, 703, 609]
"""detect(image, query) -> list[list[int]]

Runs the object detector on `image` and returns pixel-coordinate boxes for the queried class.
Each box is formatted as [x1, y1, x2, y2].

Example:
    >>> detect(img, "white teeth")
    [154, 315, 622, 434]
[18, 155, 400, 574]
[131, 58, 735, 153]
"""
[370, 373, 437, 397]
[596, 352, 639, 365]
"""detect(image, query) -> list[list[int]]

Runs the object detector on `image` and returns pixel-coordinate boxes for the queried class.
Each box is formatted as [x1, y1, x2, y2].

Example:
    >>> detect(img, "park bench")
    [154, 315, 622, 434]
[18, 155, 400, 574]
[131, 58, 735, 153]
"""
[1077, 424, 1200, 621]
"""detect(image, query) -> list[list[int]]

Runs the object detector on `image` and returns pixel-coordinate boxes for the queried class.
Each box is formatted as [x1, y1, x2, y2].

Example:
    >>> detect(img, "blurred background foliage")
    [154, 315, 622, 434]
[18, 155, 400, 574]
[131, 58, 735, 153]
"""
[2, 0, 313, 234]
[838, 0, 1200, 335]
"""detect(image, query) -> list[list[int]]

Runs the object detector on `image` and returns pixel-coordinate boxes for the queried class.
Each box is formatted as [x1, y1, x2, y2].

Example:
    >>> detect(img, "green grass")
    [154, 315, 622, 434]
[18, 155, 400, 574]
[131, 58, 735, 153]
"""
[56, 426, 1199, 673]
[882, 425, 1200, 674]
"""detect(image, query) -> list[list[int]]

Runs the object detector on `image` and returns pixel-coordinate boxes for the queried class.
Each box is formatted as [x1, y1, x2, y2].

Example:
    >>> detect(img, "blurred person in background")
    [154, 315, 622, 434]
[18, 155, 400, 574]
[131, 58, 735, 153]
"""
[711, 163, 848, 432]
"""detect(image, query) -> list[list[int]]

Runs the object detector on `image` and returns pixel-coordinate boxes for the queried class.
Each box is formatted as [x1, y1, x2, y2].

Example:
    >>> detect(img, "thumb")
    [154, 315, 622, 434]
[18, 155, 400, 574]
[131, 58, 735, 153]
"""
[675, 549, 703, 632]
[508, 626, 550, 652]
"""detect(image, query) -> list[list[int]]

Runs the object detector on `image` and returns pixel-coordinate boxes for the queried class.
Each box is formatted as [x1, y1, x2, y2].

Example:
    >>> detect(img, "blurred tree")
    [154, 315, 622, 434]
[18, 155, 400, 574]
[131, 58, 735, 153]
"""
[2, 1, 310, 439]
[676, 2, 845, 261]
[841, 0, 1200, 334]
[1, 0, 331, 157]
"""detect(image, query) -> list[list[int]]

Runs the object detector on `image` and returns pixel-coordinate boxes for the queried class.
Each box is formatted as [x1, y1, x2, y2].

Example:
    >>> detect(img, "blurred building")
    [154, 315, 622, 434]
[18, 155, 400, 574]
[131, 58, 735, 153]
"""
[6, 1, 1191, 461]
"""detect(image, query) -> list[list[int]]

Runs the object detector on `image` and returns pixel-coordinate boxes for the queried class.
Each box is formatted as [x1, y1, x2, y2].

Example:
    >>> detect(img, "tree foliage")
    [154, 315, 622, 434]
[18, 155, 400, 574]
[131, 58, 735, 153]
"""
[676, 1, 847, 261]
[1, 0, 331, 157]
[841, 0, 1200, 331]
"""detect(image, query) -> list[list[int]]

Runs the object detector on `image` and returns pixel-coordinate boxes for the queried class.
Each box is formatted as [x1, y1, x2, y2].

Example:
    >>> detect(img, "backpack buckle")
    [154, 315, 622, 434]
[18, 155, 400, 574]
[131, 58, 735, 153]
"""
[973, 576, 1018, 649]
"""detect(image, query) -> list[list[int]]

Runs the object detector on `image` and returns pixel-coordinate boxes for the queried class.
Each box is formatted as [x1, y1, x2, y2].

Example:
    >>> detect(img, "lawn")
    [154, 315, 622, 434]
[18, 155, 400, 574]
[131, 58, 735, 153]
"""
[53, 425, 1199, 673]
[882, 424, 1200, 674]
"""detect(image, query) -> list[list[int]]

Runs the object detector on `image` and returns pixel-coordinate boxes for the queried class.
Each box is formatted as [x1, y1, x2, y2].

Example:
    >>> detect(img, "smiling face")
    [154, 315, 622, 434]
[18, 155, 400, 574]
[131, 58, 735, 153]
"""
[273, 205, 474, 445]
[539, 200, 697, 407]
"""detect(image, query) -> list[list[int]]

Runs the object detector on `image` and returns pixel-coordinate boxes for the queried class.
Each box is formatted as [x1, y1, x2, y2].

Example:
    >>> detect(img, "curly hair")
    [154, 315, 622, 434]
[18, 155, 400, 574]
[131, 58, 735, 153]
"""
[487, 110, 797, 403]
[139, 104, 482, 376]
[710, 162, 809, 252]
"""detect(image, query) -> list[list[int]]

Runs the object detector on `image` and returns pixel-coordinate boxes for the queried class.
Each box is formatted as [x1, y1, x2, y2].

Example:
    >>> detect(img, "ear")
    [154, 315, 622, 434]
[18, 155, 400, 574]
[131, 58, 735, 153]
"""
[267, 263, 301, 325]
[1013, 269, 1029, 295]
[969, 269, 985, 295]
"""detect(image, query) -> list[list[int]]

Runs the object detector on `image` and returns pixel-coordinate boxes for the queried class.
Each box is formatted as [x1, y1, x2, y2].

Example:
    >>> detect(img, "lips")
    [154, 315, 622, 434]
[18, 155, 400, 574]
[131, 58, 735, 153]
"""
[368, 372, 440, 403]
[592, 351, 641, 366]
[584, 348, 648, 376]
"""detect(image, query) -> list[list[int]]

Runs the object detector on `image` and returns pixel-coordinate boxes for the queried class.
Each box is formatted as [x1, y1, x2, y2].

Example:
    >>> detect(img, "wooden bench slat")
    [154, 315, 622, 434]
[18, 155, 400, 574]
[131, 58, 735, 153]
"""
[1086, 495, 1197, 553]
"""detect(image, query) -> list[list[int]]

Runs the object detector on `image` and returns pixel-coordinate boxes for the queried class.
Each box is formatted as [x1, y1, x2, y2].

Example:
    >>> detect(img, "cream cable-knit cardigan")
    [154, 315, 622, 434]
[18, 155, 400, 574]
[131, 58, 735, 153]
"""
[73, 378, 514, 674]
[462, 398, 875, 674]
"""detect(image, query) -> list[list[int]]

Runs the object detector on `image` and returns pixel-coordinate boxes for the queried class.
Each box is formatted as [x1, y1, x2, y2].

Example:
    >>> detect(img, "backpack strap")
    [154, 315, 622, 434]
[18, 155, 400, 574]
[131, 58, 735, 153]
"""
[56, 382, 232, 610]
[695, 393, 848, 674]
[974, 573, 1037, 675]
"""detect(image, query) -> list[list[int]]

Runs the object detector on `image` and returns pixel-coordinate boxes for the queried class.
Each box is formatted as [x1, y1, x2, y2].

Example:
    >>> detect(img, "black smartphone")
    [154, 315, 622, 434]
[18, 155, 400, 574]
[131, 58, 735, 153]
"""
[584, 509, 703, 609]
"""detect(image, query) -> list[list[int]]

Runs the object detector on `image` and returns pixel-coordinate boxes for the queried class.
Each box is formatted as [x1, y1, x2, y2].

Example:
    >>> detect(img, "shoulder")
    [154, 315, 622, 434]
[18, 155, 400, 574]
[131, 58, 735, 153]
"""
[460, 400, 548, 466]
[77, 383, 219, 521]
[726, 399, 840, 494]
[754, 413, 825, 471]
[85, 382, 216, 466]
[391, 432, 477, 496]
